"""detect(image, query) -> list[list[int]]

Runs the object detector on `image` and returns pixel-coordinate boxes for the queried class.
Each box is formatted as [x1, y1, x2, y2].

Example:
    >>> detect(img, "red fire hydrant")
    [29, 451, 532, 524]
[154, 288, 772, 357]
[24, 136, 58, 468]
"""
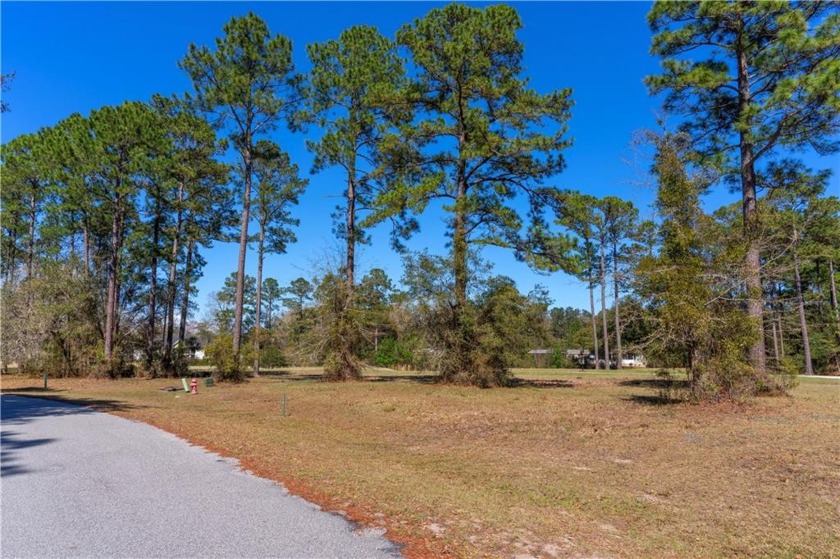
[189, 377, 198, 395]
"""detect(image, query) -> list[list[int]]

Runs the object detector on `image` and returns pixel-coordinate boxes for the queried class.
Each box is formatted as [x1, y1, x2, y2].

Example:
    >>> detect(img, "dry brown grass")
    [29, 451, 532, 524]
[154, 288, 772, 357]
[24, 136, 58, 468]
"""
[2, 369, 838, 559]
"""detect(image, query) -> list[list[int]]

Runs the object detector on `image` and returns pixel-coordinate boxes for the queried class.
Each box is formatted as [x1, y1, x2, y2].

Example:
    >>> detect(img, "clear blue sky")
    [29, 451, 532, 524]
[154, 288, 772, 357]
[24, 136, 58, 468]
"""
[2, 2, 836, 316]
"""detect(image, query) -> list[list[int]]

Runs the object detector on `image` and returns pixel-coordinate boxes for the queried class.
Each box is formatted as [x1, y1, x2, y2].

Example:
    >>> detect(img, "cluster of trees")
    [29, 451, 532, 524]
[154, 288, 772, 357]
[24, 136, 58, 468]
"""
[2, 2, 838, 398]
[2, 98, 233, 376]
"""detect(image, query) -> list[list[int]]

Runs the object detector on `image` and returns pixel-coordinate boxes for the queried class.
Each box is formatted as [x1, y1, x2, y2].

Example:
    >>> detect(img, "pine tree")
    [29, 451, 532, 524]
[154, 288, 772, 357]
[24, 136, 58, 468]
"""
[647, 1, 840, 372]
[150, 95, 230, 372]
[304, 25, 406, 380]
[250, 140, 306, 376]
[180, 13, 300, 377]
[763, 162, 840, 374]
[86, 102, 167, 372]
[372, 4, 573, 385]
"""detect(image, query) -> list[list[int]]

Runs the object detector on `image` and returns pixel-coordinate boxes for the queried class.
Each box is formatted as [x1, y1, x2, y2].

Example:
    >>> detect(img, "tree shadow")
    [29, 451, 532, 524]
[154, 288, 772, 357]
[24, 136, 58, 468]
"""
[261, 371, 326, 382]
[361, 376, 576, 388]
[618, 378, 690, 389]
[619, 378, 689, 406]
[1, 394, 141, 423]
[262, 371, 444, 384]
[1, 395, 143, 477]
[364, 374, 440, 385]
[0, 430, 55, 477]
[508, 378, 575, 389]
[623, 394, 685, 406]
[263, 371, 577, 388]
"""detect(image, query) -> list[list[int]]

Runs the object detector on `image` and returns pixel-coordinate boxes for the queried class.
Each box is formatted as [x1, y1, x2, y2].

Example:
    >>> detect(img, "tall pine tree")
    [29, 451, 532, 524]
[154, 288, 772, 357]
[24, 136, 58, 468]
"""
[180, 13, 300, 378]
[647, 1, 840, 373]
[304, 25, 406, 380]
[372, 4, 573, 386]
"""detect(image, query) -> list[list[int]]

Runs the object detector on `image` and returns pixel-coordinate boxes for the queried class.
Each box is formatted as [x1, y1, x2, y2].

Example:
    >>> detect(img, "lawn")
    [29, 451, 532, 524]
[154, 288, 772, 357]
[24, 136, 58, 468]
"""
[2, 369, 838, 558]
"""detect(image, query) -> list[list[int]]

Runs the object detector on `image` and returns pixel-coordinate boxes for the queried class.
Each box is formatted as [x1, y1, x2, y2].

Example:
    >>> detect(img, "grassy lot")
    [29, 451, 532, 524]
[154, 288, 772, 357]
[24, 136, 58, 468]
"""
[2, 369, 839, 558]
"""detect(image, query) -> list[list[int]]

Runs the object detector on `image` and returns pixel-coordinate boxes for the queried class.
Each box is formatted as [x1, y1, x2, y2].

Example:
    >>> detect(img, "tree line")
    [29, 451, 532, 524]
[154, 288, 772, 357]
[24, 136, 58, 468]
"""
[2, 2, 838, 398]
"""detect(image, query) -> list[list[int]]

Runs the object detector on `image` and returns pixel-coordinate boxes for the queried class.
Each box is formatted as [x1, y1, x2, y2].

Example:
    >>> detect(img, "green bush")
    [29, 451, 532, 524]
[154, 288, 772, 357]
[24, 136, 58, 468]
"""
[375, 337, 415, 368]
[258, 344, 286, 368]
[205, 333, 247, 382]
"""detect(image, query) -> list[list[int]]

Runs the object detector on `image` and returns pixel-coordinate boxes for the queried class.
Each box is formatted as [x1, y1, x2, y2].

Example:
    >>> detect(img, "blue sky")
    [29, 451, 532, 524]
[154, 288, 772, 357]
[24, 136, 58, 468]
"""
[2, 2, 837, 315]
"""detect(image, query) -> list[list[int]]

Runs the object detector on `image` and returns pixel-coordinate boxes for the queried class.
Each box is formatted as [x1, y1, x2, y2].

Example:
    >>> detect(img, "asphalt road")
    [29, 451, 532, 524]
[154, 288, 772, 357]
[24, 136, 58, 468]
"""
[1, 395, 402, 558]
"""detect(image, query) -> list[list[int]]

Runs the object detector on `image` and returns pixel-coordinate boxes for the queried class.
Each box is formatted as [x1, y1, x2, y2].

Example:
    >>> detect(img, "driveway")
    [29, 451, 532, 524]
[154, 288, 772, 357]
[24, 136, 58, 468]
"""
[1, 395, 402, 558]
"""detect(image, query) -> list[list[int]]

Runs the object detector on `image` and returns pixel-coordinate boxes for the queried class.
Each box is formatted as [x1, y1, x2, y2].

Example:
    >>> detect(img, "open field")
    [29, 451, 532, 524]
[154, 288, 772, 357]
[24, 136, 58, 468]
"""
[2, 369, 839, 558]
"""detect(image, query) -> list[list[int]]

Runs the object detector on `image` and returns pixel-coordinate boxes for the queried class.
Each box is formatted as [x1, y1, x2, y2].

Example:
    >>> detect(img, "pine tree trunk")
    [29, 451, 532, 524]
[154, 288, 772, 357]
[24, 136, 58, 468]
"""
[163, 245, 177, 360]
[775, 283, 786, 359]
[27, 190, 36, 280]
[599, 244, 610, 369]
[612, 243, 622, 369]
[442, 118, 472, 383]
[232, 144, 253, 364]
[83, 220, 90, 277]
[778, 315, 786, 359]
[146, 199, 162, 373]
[829, 258, 840, 343]
[346, 175, 356, 296]
[793, 233, 813, 375]
[114, 253, 123, 347]
[736, 28, 767, 373]
[332, 169, 358, 381]
[104, 206, 121, 366]
[253, 224, 265, 378]
[161, 303, 169, 353]
[6, 233, 17, 285]
[589, 277, 600, 370]
[70, 230, 77, 262]
[450, 162, 470, 381]
[178, 240, 194, 346]
[164, 197, 183, 363]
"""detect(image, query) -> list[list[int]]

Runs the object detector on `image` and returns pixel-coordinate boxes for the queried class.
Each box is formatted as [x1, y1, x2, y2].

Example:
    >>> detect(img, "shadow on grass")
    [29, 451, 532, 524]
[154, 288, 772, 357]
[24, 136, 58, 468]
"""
[67, 397, 145, 413]
[509, 378, 575, 389]
[619, 378, 690, 389]
[618, 377, 690, 406]
[261, 371, 575, 389]
[262, 371, 443, 384]
[364, 376, 575, 388]
[1, 386, 67, 394]
[623, 394, 685, 406]
[365, 374, 440, 384]
[261, 371, 325, 382]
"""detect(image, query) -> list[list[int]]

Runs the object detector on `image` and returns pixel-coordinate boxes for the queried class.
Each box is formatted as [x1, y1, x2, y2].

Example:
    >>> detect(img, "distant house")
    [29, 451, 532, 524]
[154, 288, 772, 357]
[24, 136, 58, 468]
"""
[565, 349, 592, 368]
[173, 338, 204, 360]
